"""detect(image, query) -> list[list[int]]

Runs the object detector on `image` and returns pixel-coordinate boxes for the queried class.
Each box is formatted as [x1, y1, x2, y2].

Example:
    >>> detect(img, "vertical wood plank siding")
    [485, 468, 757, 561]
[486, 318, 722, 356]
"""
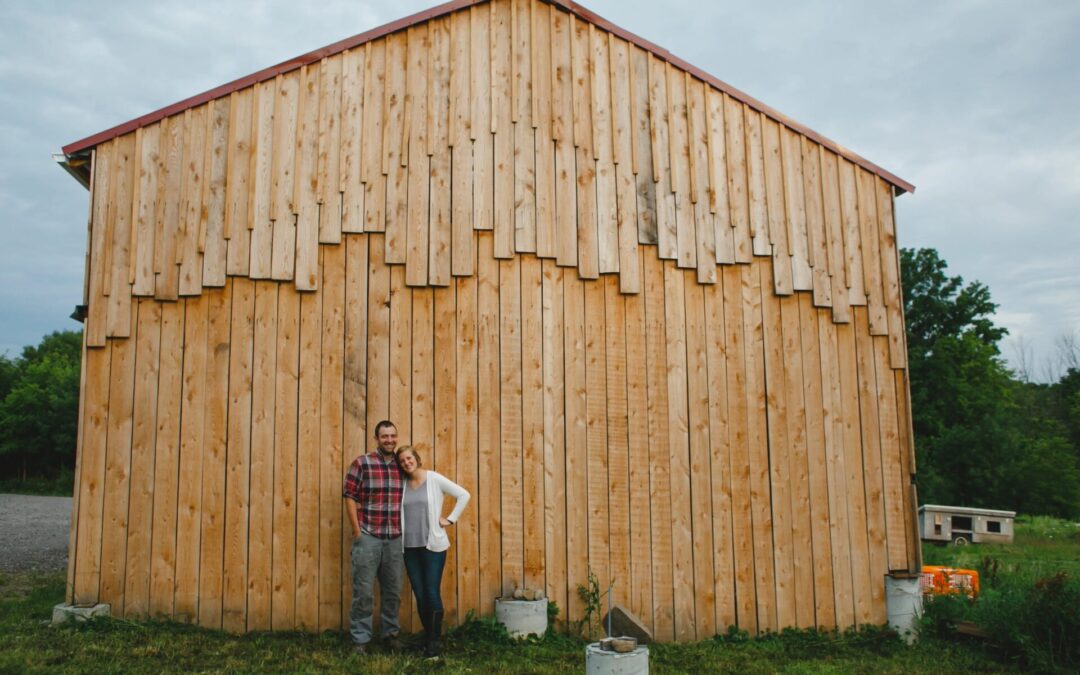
[68, 0, 916, 640]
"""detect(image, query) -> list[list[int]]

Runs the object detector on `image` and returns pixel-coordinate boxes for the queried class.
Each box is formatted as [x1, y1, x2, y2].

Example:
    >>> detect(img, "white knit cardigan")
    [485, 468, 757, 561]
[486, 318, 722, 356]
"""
[400, 470, 470, 552]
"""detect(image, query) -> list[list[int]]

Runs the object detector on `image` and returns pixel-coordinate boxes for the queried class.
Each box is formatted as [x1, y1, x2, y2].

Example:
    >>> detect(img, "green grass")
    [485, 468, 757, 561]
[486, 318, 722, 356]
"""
[0, 572, 1006, 674]
[922, 515, 1080, 580]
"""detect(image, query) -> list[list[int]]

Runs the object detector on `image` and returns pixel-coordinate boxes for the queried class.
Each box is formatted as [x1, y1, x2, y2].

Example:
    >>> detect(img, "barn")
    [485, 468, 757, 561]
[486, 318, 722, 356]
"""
[57, 0, 920, 640]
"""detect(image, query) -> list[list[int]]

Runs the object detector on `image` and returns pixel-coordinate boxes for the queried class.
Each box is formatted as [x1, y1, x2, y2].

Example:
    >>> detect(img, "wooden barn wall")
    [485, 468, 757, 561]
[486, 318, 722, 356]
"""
[69, 0, 919, 640]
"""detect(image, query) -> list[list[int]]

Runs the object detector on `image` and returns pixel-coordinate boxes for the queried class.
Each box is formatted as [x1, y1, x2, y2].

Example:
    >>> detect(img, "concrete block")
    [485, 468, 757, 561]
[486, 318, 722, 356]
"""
[603, 605, 653, 644]
[52, 602, 111, 626]
[495, 597, 548, 638]
[586, 642, 649, 674]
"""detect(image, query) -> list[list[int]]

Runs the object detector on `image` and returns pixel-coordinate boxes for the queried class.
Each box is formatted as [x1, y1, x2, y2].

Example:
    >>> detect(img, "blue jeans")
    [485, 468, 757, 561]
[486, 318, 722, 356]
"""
[403, 547, 447, 615]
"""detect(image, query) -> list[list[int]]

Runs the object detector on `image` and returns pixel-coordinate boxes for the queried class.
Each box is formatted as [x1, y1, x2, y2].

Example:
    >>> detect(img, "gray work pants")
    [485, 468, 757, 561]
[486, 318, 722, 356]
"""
[349, 534, 404, 645]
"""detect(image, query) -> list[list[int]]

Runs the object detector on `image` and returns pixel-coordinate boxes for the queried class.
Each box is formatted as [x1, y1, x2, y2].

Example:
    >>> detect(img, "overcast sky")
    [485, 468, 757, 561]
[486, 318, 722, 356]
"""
[1, 0, 1077, 379]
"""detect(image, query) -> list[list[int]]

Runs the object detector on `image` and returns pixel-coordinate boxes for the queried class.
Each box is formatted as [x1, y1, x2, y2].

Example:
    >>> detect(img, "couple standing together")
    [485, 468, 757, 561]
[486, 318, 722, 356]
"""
[341, 420, 470, 657]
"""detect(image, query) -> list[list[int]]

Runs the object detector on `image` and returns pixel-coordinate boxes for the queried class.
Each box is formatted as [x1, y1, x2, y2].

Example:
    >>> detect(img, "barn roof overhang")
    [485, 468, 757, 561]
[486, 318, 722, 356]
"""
[56, 0, 915, 195]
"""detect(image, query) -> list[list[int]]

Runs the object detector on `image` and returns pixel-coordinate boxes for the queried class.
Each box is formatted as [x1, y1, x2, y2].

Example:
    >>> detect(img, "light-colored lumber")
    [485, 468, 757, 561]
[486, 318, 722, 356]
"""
[148, 301, 184, 618]
[428, 18, 452, 286]
[383, 34, 408, 261]
[154, 114, 183, 300]
[838, 157, 866, 306]
[604, 277, 632, 613]
[491, 0, 514, 258]
[174, 295, 208, 623]
[450, 10, 475, 276]
[610, 39, 640, 291]
[106, 135, 136, 337]
[591, 28, 618, 273]
[405, 24, 431, 286]
[706, 89, 734, 265]
[819, 149, 851, 323]
[273, 283, 301, 630]
[570, 17, 598, 278]
[745, 110, 770, 257]
[86, 141, 110, 347]
[72, 334, 111, 604]
[642, 252, 673, 640]
[724, 98, 752, 264]
[856, 169, 888, 334]
[661, 262, 693, 640]
[123, 300, 161, 618]
[455, 272, 480, 623]
[513, 0, 537, 254]
[779, 127, 812, 291]
[584, 276, 610, 598]
[339, 48, 365, 233]
[295, 63, 321, 290]
[522, 257, 545, 590]
[761, 117, 793, 295]
[533, 4, 556, 259]
[648, 54, 677, 260]
[133, 124, 162, 293]
[666, 66, 694, 269]
[225, 91, 253, 276]
[362, 40, 387, 232]
[688, 80, 717, 281]
[199, 285, 232, 629]
[476, 232, 502, 613]
[630, 45, 657, 246]
[541, 260, 568, 624]
[249, 79, 276, 279]
[270, 71, 300, 280]
[562, 264, 588, 625]
[873, 336, 908, 571]
[471, 4, 494, 232]
[202, 98, 231, 288]
[876, 178, 906, 368]
[800, 138, 832, 307]
[317, 55, 343, 244]
[682, 274, 716, 639]
[499, 255, 524, 594]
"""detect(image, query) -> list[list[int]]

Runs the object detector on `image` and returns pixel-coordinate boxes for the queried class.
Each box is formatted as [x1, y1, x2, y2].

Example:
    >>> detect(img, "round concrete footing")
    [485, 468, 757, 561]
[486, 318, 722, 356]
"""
[494, 597, 547, 638]
[585, 642, 649, 674]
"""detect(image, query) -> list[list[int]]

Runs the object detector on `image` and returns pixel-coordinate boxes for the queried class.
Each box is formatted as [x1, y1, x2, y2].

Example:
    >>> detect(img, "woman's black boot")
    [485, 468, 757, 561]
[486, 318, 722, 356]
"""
[424, 610, 443, 657]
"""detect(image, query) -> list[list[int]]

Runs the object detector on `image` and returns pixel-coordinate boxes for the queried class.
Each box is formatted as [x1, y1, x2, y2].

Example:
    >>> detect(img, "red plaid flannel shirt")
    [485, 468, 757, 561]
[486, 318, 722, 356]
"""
[342, 450, 404, 539]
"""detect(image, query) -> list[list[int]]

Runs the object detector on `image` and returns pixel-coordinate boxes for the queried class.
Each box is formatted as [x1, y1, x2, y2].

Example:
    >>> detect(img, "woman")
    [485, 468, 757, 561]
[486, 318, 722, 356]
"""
[395, 445, 470, 657]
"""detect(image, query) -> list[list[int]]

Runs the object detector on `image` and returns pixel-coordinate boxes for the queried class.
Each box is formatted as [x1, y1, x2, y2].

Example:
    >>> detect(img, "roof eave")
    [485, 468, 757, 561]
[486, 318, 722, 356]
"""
[54, 151, 92, 190]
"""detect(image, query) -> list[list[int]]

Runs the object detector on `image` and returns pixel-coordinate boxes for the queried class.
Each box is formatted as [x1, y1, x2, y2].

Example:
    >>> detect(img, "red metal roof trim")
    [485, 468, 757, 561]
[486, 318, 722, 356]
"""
[63, 0, 914, 194]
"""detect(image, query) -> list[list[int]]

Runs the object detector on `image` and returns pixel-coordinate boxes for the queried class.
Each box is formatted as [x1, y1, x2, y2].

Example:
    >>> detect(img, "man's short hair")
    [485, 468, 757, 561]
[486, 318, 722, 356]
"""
[374, 420, 396, 438]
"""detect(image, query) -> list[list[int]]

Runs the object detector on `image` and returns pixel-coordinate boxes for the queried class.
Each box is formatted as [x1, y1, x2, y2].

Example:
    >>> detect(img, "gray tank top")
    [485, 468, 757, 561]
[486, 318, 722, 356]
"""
[402, 481, 430, 548]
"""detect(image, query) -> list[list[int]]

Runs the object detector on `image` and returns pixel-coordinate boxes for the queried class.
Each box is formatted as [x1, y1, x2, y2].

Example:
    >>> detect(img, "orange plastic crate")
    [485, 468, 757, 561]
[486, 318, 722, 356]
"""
[920, 565, 980, 598]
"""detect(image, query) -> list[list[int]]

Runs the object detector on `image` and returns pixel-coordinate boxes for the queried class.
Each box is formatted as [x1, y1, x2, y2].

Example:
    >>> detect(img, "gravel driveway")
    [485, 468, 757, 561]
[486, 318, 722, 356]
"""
[0, 494, 72, 573]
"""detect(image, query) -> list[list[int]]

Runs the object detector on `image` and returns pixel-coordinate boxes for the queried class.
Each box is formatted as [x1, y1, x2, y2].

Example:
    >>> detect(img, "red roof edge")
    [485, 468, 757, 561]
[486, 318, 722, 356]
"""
[61, 0, 915, 195]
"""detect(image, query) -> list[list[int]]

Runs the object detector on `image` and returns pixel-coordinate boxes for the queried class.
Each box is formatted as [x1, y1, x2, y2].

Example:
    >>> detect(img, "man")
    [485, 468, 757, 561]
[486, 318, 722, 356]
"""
[343, 420, 405, 654]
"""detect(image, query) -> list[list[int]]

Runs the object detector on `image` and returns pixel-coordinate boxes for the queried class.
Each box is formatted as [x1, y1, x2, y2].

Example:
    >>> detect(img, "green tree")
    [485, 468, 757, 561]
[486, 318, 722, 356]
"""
[0, 330, 82, 481]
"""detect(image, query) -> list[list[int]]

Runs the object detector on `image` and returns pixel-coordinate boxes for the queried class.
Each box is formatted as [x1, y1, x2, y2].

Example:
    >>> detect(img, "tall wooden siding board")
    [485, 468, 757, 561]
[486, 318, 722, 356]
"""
[541, 260, 569, 622]
[687, 80, 716, 284]
[434, 284, 459, 621]
[123, 300, 162, 618]
[532, 6, 556, 260]
[630, 46, 658, 246]
[743, 263, 777, 633]
[491, 0, 514, 258]
[571, 16, 598, 278]
[661, 263, 694, 640]
[318, 245, 346, 631]
[800, 139, 832, 308]
[225, 91, 253, 277]
[499, 256, 524, 594]
[73, 334, 111, 605]
[894, 369, 920, 572]
[429, 18, 453, 286]
[591, 29, 618, 273]
[273, 284, 301, 630]
[622, 255, 652, 623]
[513, 0, 537, 254]
[777, 293, 815, 629]
[246, 281, 279, 631]
[819, 150, 852, 323]
[86, 142, 111, 346]
[383, 34, 408, 262]
[249, 80, 276, 280]
[106, 134, 136, 337]
[295, 64, 322, 290]
[296, 267, 324, 632]
[779, 128, 813, 291]
[317, 55, 343, 244]
[836, 321, 873, 624]
[522, 257, 546, 590]
[270, 71, 300, 280]
[724, 97, 752, 265]
[721, 264, 755, 634]
[817, 310, 855, 628]
[666, 67, 695, 269]
[706, 90, 734, 265]
[797, 293, 837, 629]
[873, 335, 908, 571]
[471, 4, 494, 233]
[404, 24, 431, 286]
[648, 54, 677, 261]
[154, 114, 183, 301]
[745, 111, 771, 257]
[222, 278, 255, 633]
[703, 273, 736, 631]
[455, 273, 481, 623]
[450, 10, 476, 276]
[133, 125, 161, 294]
[199, 285, 232, 629]
[642, 252, 674, 640]
[759, 261, 796, 629]
[604, 277, 632, 612]
[876, 178, 907, 368]
[98, 311, 137, 609]
[838, 158, 866, 307]
[203, 98, 231, 288]
[682, 275, 716, 638]
[611, 40, 640, 292]
[476, 232, 502, 613]
[177, 106, 206, 296]
[562, 266, 588, 625]
[362, 40, 387, 233]
[175, 295, 209, 623]
[584, 275, 611, 603]
[339, 48, 365, 234]
[148, 301, 184, 618]
[856, 169, 888, 335]
[853, 307, 888, 623]
[761, 117, 793, 295]
[551, 10, 577, 267]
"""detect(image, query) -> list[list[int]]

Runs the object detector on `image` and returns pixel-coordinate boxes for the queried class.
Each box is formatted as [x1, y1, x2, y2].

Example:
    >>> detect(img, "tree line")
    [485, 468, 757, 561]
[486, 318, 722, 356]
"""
[1, 248, 1077, 517]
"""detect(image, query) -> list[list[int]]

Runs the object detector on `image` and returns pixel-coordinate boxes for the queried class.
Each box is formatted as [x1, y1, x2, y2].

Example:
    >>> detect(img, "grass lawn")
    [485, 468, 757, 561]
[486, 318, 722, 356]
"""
[0, 573, 1008, 674]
